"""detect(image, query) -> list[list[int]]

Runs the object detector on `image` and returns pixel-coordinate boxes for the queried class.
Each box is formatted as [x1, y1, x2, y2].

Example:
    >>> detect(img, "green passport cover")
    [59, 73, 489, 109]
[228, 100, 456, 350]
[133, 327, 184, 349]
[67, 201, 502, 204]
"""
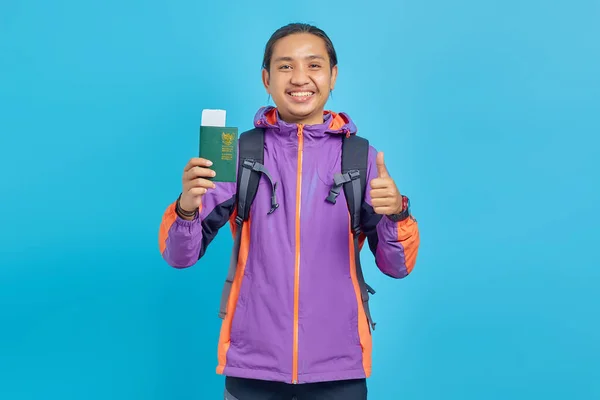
[199, 126, 238, 182]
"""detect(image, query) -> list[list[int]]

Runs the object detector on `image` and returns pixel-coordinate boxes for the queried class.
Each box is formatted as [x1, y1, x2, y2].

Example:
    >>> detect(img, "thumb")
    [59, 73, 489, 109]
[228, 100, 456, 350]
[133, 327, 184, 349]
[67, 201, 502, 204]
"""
[376, 151, 389, 178]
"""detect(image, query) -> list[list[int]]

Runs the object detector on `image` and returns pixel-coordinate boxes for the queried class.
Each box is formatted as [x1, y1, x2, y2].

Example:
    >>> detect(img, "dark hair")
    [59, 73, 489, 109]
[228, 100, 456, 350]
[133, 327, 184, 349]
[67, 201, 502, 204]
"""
[262, 23, 338, 72]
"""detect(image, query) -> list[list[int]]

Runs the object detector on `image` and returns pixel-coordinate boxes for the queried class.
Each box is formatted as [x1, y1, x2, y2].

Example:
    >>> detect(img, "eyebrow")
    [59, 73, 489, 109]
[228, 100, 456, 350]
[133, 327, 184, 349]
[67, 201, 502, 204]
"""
[273, 55, 326, 62]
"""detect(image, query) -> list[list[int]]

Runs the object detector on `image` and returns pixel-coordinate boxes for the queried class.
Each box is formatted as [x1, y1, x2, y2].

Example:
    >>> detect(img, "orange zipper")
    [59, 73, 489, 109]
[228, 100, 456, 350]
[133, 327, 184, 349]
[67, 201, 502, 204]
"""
[292, 124, 304, 384]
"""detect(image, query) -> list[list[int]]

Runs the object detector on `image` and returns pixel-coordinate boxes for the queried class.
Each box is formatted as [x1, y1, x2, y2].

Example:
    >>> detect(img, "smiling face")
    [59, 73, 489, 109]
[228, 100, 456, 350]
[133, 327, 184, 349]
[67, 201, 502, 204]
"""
[262, 33, 338, 125]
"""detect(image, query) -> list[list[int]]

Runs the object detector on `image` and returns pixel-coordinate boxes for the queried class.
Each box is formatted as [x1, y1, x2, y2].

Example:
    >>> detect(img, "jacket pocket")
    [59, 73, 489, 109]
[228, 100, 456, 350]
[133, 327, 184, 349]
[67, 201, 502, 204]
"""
[315, 145, 341, 187]
[230, 273, 251, 344]
[349, 285, 364, 347]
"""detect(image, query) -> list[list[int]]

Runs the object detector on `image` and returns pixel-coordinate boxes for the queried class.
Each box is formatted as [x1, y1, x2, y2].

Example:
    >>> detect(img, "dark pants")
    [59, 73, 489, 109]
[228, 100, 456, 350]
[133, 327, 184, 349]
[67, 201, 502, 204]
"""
[224, 376, 368, 400]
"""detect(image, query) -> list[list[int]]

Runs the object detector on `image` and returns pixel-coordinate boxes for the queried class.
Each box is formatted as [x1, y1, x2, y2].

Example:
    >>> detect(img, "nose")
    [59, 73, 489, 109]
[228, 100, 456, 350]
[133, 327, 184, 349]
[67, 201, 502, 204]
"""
[290, 65, 310, 86]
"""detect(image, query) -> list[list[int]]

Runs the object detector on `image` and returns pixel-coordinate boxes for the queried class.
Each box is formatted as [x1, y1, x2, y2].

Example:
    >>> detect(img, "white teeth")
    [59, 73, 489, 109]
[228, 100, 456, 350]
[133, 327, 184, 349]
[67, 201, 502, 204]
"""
[290, 92, 314, 97]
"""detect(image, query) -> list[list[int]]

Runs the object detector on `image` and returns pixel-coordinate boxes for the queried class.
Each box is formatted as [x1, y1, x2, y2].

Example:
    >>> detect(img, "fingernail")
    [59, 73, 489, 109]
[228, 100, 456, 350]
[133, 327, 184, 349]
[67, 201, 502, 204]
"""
[206, 160, 213, 166]
[212, 171, 217, 177]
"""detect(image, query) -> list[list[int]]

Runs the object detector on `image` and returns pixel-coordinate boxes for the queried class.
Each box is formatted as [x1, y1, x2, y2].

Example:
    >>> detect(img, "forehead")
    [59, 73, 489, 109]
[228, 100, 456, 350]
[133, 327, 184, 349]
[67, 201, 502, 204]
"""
[271, 33, 329, 60]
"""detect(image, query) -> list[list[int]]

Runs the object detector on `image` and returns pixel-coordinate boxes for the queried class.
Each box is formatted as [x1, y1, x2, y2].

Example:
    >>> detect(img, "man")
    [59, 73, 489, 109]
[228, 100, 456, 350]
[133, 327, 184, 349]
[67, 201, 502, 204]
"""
[159, 23, 420, 400]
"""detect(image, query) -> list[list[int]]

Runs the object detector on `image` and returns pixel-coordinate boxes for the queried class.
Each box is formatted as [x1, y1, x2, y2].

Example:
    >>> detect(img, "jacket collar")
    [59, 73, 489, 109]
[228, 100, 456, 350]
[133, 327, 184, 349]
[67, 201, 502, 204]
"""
[253, 106, 358, 142]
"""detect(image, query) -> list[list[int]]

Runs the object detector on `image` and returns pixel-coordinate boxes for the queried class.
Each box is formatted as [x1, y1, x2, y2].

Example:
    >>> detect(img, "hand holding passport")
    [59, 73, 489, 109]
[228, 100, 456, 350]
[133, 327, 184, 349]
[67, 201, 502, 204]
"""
[199, 109, 238, 183]
[178, 109, 238, 216]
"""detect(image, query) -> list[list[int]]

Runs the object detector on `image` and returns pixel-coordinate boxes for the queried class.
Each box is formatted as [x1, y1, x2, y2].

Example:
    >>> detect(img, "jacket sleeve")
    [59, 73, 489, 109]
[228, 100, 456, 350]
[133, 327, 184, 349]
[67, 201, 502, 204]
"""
[360, 146, 420, 278]
[158, 181, 237, 268]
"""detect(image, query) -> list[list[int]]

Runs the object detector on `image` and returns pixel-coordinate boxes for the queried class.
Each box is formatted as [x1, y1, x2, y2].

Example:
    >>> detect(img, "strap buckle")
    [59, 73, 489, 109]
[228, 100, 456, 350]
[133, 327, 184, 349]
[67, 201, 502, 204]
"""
[242, 159, 256, 170]
[235, 215, 243, 226]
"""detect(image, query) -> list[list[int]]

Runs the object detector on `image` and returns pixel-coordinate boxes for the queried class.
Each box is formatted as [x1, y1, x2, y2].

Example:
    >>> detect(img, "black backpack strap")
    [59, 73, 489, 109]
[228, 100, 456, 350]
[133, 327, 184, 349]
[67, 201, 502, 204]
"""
[218, 128, 278, 319]
[330, 134, 377, 331]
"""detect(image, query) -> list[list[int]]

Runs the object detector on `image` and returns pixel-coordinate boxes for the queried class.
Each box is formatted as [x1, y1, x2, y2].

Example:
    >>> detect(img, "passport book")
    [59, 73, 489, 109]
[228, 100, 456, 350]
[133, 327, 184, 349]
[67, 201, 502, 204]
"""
[199, 125, 238, 183]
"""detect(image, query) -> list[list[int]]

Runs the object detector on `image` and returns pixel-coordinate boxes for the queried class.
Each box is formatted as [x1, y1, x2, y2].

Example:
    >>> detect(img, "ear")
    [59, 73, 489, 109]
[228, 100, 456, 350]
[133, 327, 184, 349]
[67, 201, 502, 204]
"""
[330, 65, 338, 91]
[262, 68, 270, 93]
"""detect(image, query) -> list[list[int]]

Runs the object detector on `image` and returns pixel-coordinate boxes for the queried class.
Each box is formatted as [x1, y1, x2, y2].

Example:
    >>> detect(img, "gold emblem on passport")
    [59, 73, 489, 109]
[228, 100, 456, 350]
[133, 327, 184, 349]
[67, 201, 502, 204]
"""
[221, 132, 235, 161]
[222, 132, 235, 146]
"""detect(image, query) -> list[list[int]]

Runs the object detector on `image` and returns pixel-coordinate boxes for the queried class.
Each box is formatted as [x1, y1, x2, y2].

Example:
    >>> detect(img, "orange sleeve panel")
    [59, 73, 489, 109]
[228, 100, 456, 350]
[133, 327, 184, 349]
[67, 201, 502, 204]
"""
[396, 216, 420, 275]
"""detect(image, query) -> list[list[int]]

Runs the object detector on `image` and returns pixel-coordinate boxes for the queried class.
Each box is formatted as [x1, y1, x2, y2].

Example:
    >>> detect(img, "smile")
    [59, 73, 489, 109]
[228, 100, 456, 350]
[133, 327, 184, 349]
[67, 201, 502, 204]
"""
[287, 91, 315, 102]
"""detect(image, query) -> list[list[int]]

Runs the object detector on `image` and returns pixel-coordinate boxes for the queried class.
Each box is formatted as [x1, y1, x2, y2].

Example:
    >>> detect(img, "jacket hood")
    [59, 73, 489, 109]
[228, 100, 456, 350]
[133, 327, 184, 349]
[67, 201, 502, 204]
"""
[253, 106, 358, 137]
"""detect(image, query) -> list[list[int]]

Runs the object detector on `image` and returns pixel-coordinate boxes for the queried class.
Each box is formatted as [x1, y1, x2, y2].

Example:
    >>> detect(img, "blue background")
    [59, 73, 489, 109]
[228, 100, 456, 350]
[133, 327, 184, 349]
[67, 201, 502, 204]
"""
[1, 0, 598, 398]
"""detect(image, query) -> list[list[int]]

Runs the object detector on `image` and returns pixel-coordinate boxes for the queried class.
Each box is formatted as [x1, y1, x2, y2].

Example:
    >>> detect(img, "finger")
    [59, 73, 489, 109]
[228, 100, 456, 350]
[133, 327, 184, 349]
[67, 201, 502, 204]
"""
[370, 177, 389, 189]
[187, 187, 208, 196]
[186, 177, 216, 190]
[184, 157, 213, 171]
[185, 166, 216, 180]
[370, 188, 396, 199]
[376, 152, 389, 178]
[371, 197, 393, 208]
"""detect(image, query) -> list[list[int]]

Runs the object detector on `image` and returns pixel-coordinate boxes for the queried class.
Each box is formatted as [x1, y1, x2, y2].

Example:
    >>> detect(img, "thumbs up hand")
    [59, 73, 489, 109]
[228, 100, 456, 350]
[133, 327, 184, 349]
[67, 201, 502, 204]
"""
[370, 152, 404, 215]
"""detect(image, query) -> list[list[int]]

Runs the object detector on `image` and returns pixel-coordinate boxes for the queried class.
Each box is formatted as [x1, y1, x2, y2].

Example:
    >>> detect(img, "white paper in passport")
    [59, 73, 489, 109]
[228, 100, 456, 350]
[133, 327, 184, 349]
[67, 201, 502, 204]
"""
[201, 109, 226, 127]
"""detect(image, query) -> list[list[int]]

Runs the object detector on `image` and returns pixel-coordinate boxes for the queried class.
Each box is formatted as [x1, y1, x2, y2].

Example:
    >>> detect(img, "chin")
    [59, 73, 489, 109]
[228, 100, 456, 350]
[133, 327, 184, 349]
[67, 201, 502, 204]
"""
[287, 103, 323, 117]
[289, 106, 314, 117]
[284, 108, 317, 122]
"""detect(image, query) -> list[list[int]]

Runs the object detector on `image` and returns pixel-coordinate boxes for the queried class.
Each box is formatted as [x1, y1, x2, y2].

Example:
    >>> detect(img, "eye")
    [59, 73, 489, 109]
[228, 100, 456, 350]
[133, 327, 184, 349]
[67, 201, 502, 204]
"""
[278, 65, 292, 70]
[309, 63, 321, 69]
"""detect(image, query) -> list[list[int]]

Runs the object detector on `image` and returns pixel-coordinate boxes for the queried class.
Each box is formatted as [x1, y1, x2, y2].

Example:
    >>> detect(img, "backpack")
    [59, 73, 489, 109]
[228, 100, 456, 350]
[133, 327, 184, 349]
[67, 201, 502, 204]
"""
[218, 128, 377, 332]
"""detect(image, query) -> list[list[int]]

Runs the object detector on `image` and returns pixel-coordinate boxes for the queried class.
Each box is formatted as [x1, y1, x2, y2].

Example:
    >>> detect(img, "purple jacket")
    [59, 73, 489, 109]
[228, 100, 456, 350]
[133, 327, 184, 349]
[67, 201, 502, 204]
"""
[158, 106, 420, 384]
